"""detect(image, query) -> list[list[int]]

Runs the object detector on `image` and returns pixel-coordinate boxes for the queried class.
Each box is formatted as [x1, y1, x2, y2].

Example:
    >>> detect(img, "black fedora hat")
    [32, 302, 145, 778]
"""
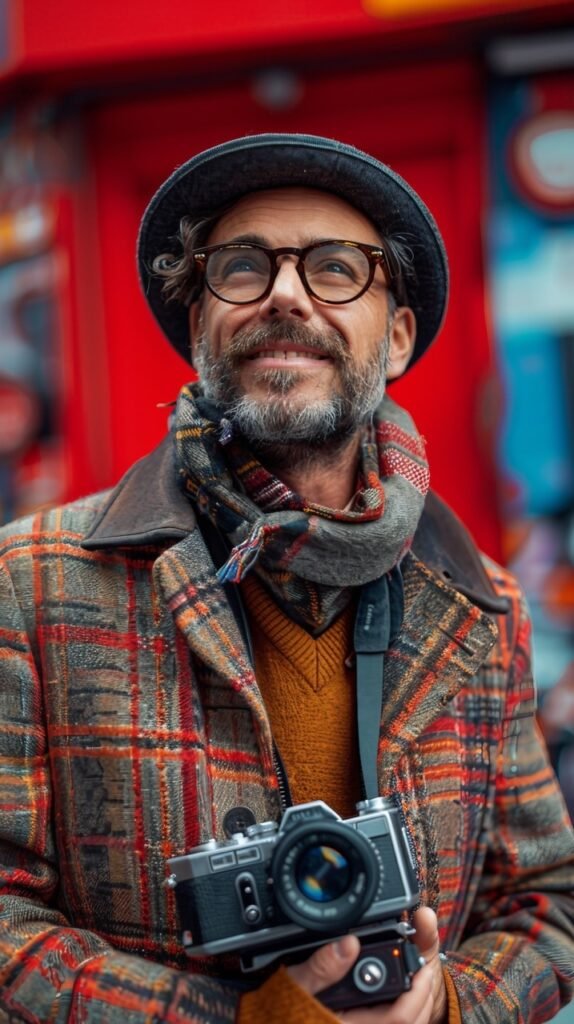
[137, 133, 449, 370]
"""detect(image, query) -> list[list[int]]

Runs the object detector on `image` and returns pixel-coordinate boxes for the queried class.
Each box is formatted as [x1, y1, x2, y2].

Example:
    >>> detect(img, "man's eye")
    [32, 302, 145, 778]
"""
[314, 259, 356, 279]
[221, 257, 260, 277]
[328, 261, 353, 276]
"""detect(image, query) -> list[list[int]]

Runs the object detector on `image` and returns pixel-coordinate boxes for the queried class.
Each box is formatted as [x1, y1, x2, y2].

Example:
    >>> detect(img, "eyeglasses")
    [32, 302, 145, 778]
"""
[190, 240, 394, 305]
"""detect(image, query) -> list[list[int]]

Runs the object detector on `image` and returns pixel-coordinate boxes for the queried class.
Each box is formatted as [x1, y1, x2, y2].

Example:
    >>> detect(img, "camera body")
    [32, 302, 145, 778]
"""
[166, 797, 419, 999]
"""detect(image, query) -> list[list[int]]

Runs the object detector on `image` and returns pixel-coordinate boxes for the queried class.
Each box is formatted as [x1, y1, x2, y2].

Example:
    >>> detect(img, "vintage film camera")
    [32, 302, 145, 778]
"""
[166, 797, 423, 1010]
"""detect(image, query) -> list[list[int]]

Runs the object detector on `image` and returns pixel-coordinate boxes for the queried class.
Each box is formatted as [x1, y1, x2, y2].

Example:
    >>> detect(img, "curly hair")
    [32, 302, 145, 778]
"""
[151, 212, 225, 306]
[152, 208, 415, 309]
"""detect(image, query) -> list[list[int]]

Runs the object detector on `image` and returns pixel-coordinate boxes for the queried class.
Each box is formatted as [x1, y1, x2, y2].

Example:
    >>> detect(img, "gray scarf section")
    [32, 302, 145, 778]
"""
[174, 384, 430, 632]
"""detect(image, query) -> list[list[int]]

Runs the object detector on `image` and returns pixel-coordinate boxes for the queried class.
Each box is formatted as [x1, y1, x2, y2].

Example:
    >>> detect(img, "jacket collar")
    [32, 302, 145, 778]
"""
[411, 491, 508, 614]
[82, 435, 508, 615]
[83, 435, 195, 548]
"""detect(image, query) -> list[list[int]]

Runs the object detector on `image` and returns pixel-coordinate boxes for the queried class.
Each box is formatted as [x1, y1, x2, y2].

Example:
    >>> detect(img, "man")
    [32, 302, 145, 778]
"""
[0, 133, 572, 1024]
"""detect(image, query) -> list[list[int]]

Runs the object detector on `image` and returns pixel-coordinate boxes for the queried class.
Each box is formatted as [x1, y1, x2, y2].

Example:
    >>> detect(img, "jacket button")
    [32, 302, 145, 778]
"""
[223, 806, 257, 837]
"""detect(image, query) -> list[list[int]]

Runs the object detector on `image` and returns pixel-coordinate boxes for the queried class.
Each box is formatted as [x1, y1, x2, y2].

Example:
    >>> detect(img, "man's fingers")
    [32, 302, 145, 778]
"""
[287, 935, 361, 997]
[411, 907, 447, 1024]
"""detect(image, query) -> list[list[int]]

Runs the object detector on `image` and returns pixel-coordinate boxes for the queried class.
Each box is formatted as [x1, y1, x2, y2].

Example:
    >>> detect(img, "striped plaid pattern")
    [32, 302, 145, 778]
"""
[0, 475, 573, 1022]
[376, 418, 430, 496]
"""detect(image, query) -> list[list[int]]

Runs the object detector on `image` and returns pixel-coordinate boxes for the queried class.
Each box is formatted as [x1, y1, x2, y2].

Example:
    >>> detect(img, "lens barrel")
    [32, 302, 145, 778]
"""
[271, 820, 380, 932]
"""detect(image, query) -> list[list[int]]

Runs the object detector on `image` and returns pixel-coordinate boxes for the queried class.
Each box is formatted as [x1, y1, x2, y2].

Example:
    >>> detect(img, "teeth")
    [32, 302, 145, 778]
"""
[250, 350, 326, 360]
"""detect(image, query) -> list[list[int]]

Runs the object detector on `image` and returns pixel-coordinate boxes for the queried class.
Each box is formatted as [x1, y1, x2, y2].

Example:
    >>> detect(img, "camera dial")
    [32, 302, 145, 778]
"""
[357, 797, 394, 815]
[246, 821, 279, 839]
[353, 956, 388, 994]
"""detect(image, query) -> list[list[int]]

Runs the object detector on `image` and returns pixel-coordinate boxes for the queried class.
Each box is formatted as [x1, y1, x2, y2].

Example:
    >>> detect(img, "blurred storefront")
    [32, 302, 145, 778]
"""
[487, 67, 574, 814]
[0, 109, 69, 520]
[0, 1, 573, 810]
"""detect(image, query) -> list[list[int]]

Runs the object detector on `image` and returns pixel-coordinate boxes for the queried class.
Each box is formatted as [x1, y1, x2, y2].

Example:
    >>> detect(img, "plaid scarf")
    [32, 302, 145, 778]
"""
[174, 382, 429, 633]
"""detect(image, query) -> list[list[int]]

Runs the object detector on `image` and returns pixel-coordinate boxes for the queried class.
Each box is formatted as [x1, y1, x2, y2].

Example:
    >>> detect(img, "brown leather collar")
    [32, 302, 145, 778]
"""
[82, 436, 195, 549]
[412, 492, 508, 613]
[83, 437, 508, 615]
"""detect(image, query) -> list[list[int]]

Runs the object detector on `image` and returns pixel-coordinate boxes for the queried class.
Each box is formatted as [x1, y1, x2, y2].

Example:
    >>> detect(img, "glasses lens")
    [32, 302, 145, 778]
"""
[205, 245, 271, 302]
[304, 243, 371, 301]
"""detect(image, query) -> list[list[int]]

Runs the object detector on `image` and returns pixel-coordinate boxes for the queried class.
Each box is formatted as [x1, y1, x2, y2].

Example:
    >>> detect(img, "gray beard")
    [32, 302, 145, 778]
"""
[194, 321, 390, 468]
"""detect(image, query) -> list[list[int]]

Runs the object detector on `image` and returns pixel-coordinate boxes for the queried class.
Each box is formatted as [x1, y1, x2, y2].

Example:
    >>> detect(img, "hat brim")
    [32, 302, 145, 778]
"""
[137, 133, 449, 370]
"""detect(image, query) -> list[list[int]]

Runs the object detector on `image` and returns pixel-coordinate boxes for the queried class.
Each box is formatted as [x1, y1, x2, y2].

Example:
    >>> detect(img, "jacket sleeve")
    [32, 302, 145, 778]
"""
[443, 584, 574, 1024]
[0, 560, 246, 1024]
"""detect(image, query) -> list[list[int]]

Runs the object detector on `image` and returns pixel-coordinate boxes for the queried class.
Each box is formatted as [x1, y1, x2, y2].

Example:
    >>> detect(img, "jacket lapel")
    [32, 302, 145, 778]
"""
[83, 438, 277, 776]
[152, 530, 254, 692]
[375, 552, 499, 908]
[378, 551, 499, 783]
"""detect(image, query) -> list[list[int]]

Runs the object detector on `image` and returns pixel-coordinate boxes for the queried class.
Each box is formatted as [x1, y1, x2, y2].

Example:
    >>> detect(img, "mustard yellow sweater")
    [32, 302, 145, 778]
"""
[241, 575, 362, 817]
[238, 577, 359, 1024]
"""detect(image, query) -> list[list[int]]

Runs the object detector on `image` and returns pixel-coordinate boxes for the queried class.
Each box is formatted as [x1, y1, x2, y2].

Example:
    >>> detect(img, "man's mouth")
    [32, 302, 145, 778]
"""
[245, 347, 331, 364]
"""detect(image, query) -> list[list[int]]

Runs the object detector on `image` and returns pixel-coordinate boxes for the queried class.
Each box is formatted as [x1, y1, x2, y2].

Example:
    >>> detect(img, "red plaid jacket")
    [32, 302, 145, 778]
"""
[0, 438, 573, 1023]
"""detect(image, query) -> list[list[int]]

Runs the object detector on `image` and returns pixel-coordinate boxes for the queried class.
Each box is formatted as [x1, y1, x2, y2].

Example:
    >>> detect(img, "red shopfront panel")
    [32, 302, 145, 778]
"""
[77, 58, 501, 558]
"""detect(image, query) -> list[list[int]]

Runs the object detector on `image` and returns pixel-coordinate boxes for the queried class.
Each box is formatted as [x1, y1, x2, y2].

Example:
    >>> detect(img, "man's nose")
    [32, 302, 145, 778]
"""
[257, 256, 314, 321]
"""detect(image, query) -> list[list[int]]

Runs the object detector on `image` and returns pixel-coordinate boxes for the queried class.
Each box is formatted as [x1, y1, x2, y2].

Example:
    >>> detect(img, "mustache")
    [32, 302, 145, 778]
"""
[222, 321, 350, 363]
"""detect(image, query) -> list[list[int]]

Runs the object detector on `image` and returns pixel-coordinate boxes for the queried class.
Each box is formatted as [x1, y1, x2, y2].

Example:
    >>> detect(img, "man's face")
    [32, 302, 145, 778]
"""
[189, 188, 415, 449]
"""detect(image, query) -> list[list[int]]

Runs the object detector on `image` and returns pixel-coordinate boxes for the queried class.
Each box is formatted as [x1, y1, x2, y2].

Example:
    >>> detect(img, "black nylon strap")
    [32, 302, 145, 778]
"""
[354, 572, 399, 801]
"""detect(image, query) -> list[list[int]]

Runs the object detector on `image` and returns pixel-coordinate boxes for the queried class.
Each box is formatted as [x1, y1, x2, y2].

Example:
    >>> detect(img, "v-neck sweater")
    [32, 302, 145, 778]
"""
[240, 574, 362, 819]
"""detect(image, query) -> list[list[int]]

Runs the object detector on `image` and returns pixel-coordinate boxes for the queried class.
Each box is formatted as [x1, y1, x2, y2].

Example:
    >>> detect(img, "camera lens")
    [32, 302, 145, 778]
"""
[272, 822, 379, 932]
[296, 845, 351, 903]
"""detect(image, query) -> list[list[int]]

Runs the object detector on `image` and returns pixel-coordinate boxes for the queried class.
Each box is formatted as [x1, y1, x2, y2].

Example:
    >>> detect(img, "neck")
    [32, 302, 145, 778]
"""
[251, 433, 362, 510]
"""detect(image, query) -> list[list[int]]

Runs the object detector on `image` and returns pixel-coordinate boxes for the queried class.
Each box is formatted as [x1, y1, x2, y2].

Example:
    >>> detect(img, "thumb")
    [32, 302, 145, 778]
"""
[287, 935, 360, 997]
[412, 906, 440, 961]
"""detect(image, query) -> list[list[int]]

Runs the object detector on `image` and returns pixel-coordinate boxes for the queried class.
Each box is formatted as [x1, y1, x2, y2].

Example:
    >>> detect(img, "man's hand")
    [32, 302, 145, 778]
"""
[287, 907, 447, 1024]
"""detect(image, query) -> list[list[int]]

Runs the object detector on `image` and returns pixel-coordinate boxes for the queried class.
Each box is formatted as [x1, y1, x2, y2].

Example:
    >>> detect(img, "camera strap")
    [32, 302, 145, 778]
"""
[354, 569, 403, 801]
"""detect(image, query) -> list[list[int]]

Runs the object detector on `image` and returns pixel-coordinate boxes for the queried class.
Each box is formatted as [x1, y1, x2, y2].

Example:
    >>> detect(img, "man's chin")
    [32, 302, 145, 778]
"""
[239, 368, 334, 403]
[224, 392, 361, 452]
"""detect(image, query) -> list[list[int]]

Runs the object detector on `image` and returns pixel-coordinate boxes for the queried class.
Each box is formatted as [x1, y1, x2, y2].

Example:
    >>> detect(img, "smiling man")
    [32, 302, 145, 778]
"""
[0, 134, 573, 1024]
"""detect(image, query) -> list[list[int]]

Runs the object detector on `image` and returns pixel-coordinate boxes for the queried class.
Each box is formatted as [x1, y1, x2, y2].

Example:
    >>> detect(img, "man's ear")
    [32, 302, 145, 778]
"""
[188, 300, 203, 368]
[386, 306, 417, 381]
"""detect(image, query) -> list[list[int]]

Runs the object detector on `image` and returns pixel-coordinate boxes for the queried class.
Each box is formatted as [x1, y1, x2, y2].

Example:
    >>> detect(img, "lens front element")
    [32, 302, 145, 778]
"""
[296, 845, 352, 903]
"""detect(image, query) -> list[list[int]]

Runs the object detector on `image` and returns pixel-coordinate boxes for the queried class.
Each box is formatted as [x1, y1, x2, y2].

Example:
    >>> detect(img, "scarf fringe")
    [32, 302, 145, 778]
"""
[217, 523, 279, 584]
